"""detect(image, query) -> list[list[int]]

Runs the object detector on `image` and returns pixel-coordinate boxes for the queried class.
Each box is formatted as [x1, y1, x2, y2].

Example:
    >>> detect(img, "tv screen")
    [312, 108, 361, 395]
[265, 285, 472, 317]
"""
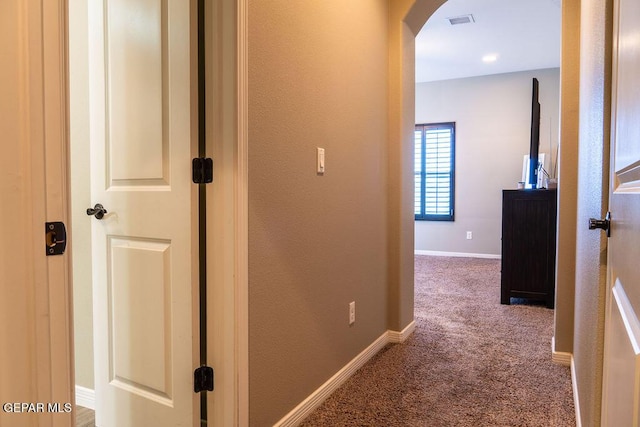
[528, 78, 541, 188]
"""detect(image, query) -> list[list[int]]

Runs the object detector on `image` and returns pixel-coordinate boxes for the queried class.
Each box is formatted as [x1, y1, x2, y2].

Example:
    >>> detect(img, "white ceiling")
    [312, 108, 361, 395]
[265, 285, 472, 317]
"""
[415, 0, 561, 83]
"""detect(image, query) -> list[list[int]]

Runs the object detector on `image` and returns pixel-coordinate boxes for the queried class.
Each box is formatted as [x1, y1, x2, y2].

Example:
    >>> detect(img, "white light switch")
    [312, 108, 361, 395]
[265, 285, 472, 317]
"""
[317, 147, 325, 174]
[349, 301, 355, 325]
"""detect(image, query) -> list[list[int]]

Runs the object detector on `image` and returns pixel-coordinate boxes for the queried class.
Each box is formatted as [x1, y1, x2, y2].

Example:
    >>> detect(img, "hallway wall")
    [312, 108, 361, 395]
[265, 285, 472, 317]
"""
[553, 0, 581, 358]
[573, 0, 612, 424]
[69, 0, 95, 391]
[248, 1, 391, 424]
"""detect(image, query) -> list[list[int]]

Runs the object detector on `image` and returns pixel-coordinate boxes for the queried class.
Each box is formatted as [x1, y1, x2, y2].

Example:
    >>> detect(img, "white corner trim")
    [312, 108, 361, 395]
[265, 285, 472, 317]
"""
[414, 250, 501, 260]
[388, 320, 416, 343]
[571, 357, 582, 427]
[551, 336, 572, 366]
[273, 332, 390, 427]
[75, 385, 95, 410]
[236, 0, 249, 424]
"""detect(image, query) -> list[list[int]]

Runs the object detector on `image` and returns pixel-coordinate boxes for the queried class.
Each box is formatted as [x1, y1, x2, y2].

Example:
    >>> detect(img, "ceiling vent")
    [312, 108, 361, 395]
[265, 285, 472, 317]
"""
[447, 14, 475, 25]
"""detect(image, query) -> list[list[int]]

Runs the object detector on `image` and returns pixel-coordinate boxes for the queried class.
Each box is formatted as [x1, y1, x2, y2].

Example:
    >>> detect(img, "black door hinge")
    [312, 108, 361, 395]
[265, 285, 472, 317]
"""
[194, 365, 214, 393]
[192, 158, 213, 184]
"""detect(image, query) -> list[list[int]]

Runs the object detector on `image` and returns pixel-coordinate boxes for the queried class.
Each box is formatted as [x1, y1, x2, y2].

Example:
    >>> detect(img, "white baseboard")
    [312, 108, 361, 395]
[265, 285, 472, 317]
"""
[75, 385, 95, 410]
[388, 320, 416, 343]
[414, 250, 501, 260]
[552, 338, 578, 424]
[274, 323, 416, 427]
[571, 357, 582, 427]
[551, 336, 572, 366]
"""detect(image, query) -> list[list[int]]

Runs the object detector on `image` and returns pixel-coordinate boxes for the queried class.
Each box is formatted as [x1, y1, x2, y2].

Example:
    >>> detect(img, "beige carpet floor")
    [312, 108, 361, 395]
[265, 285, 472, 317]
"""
[300, 256, 575, 426]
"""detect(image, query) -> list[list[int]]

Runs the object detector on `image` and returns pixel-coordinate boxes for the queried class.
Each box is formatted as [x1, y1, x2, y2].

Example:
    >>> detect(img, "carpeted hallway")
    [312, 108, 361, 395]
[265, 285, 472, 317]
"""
[300, 256, 575, 426]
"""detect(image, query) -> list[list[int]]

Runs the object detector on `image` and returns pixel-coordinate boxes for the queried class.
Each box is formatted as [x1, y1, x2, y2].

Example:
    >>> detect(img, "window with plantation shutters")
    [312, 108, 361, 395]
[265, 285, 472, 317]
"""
[414, 122, 455, 221]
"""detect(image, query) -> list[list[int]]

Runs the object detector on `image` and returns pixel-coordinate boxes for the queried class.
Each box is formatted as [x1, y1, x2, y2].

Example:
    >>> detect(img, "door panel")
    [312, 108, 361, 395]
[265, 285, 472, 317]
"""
[89, 1, 194, 426]
[613, 0, 640, 173]
[107, 0, 168, 184]
[110, 238, 172, 401]
[601, 0, 640, 423]
[602, 282, 640, 425]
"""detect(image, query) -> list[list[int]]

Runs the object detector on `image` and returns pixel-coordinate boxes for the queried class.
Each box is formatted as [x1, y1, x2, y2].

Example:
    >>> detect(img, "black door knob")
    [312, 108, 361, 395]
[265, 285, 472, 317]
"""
[588, 212, 611, 237]
[86, 203, 108, 220]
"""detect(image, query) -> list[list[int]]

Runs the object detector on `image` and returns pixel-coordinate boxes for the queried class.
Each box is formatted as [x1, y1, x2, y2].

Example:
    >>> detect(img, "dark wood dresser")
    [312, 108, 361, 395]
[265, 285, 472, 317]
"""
[501, 189, 557, 308]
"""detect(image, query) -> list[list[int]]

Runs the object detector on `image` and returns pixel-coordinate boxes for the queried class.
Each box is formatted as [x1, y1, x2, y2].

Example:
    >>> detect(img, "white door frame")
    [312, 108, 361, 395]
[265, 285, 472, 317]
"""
[202, 0, 249, 425]
[4, 0, 75, 426]
[39, 0, 249, 425]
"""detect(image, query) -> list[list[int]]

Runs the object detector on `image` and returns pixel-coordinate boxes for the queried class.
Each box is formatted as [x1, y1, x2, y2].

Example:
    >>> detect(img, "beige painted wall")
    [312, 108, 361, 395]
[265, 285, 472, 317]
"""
[573, 0, 612, 424]
[387, 0, 436, 339]
[69, 0, 95, 390]
[247, 1, 392, 424]
[415, 69, 561, 256]
[554, 0, 580, 356]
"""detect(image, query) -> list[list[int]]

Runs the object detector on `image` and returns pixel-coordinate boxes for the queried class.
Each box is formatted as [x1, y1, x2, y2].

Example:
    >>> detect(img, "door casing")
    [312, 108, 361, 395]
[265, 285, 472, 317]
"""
[41, 0, 249, 425]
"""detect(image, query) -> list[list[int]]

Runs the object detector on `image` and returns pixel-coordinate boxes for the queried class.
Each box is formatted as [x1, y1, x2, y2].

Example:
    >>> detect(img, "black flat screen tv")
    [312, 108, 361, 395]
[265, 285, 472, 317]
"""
[528, 78, 541, 188]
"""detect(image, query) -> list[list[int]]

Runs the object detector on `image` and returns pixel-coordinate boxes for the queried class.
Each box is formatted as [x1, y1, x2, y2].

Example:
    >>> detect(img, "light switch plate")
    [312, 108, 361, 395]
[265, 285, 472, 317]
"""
[317, 147, 325, 174]
[349, 301, 355, 325]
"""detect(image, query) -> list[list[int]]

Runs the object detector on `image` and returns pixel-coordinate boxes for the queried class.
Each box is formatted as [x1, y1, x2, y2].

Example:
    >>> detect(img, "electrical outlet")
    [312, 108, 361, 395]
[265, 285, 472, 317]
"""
[349, 301, 356, 325]
[466, 231, 473, 240]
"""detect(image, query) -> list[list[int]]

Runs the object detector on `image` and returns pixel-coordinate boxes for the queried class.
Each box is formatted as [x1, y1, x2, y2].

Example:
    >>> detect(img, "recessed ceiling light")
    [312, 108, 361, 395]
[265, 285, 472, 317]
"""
[447, 14, 475, 25]
[482, 54, 498, 63]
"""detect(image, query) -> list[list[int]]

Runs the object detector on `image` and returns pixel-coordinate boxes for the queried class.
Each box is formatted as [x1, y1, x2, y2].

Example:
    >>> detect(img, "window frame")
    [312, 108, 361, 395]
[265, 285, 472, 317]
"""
[414, 122, 456, 222]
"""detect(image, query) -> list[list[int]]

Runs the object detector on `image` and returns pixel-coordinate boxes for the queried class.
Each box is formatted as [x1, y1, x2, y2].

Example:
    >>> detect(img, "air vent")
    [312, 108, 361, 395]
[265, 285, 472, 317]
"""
[447, 14, 475, 25]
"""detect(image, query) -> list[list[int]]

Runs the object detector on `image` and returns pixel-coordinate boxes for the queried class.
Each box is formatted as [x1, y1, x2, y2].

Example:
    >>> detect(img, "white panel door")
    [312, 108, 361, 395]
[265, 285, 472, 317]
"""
[601, 0, 640, 424]
[88, 1, 195, 426]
